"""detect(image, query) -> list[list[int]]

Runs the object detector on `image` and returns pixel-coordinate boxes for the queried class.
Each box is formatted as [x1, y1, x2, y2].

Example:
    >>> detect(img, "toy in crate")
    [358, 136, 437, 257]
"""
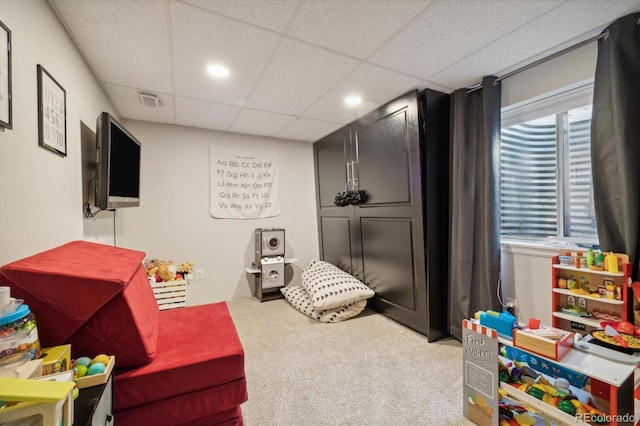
[503, 345, 588, 388]
[73, 353, 115, 388]
[144, 258, 192, 310]
[144, 258, 193, 283]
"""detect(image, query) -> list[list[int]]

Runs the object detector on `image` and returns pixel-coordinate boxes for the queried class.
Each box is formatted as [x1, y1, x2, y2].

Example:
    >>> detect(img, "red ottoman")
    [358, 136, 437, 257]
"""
[114, 302, 247, 425]
[0, 241, 247, 425]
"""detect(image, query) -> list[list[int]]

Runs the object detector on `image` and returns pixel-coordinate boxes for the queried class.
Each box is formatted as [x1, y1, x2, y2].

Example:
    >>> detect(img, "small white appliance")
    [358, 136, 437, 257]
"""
[255, 228, 285, 262]
[260, 256, 285, 289]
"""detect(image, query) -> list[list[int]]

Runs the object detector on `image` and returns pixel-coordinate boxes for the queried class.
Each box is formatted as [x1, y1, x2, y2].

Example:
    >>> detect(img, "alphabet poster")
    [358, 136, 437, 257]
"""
[210, 145, 280, 219]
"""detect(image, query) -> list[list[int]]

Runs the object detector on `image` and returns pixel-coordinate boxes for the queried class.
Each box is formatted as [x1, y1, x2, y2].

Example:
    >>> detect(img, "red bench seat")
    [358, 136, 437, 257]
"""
[0, 241, 247, 425]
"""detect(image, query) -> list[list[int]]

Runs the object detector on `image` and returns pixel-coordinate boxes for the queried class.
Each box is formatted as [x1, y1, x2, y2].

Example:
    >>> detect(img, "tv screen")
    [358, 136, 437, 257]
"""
[95, 112, 141, 209]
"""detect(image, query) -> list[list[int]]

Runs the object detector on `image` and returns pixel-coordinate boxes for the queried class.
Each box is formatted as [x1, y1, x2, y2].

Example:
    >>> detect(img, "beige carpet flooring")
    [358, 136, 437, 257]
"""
[226, 298, 475, 426]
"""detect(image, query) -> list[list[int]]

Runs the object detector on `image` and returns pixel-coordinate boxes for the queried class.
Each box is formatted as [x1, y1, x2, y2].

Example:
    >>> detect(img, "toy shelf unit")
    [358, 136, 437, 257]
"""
[551, 251, 632, 334]
[150, 279, 187, 310]
[498, 334, 638, 426]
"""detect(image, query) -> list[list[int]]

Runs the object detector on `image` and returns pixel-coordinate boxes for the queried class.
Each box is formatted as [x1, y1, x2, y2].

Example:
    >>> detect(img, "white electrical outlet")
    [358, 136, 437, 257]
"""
[195, 269, 204, 280]
[506, 298, 517, 316]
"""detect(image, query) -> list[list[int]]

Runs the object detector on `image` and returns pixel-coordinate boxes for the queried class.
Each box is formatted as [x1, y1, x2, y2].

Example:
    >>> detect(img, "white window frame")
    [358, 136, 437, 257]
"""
[500, 80, 599, 246]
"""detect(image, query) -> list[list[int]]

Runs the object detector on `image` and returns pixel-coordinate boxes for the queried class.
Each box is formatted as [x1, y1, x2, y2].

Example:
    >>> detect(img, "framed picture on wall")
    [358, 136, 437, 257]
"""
[0, 19, 11, 129]
[37, 64, 67, 156]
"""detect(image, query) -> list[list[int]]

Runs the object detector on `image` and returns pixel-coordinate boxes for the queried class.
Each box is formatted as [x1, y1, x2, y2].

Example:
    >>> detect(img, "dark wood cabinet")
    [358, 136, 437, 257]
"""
[313, 89, 450, 341]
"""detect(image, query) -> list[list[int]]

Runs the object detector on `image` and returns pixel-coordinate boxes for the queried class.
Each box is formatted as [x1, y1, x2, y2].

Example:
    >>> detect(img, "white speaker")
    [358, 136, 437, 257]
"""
[260, 257, 284, 289]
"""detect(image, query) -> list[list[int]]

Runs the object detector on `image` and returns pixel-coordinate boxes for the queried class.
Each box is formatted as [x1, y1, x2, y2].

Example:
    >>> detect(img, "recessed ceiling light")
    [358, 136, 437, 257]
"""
[344, 95, 362, 106]
[207, 64, 230, 78]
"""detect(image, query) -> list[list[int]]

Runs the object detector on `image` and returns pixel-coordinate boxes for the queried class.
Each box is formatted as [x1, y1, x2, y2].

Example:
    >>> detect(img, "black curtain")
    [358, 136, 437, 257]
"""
[591, 12, 640, 281]
[449, 76, 502, 341]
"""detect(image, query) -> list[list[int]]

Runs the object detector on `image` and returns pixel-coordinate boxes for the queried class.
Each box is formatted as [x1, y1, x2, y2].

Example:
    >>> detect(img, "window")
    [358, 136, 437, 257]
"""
[500, 83, 598, 241]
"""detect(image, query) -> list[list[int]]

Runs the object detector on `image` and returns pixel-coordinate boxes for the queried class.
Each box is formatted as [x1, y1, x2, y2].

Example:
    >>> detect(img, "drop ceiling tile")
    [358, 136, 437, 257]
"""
[104, 84, 175, 124]
[181, 0, 302, 33]
[429, 0, 640, 89]
[245, 38, 361, 116]
[287, 0, 432, 58]
[170, 1, 281, 105]
[302, 63, 422, 123]
[174, 97, 241, 131]
[230, 109, 297, 137]
[368, 0, 563, 79]
[50, 0, 638, 140]
[49, 0, 173, 93]
[276, 118, 343, 142]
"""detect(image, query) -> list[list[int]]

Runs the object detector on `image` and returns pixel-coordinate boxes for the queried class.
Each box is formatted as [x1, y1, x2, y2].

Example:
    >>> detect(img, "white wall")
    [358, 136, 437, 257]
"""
[500, 243, 560, 323]
[0, 0, 117, 263]
[108, 121, 319, 304]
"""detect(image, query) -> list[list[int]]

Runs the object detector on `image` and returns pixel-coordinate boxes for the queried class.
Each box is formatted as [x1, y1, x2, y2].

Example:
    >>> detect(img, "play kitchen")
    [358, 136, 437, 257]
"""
[473, 312, 640, 425]
[467, 251, 640, 425]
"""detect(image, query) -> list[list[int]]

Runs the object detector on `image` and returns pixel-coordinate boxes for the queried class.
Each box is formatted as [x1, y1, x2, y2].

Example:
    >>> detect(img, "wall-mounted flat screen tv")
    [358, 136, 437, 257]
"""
[95, 112, 141, 209]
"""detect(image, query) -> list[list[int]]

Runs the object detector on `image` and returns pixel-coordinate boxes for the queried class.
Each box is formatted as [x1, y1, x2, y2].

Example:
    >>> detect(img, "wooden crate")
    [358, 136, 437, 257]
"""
[150, 279, 187, 310]
[76, 356, 115, 389]
[513, 325, 573, 360]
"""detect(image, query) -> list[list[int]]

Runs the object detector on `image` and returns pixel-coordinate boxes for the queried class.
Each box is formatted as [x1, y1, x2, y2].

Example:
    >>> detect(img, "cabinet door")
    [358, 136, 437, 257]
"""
[352, 90, 430, 336]
[354, 101, 412, 205]
[313, 127, 357, 275]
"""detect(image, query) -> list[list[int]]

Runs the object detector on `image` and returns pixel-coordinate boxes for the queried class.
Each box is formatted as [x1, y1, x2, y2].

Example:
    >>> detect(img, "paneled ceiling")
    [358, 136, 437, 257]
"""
[48, 0, 639, 142]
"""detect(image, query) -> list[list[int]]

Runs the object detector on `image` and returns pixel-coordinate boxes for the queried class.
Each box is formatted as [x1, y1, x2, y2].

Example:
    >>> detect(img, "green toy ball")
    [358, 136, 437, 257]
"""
[76, 365, 88, 377]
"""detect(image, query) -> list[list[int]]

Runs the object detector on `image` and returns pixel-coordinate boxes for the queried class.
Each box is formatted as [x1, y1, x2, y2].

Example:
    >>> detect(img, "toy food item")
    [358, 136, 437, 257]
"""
[75, 356, 91, 367]
[91, 354, 110, 366]
[605, 252, 619, 273]
[592, 330, 640, 349]
[618, 321, 635, 335]
[87, 362, 106, 376]
[527, 386, 544, 400]
[76, 364, 88, 377]
[557, 400, 576, 416]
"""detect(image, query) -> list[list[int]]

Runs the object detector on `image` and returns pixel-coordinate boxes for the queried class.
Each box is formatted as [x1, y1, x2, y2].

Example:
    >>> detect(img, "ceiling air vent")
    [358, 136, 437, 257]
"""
[138, 92, 160, 108]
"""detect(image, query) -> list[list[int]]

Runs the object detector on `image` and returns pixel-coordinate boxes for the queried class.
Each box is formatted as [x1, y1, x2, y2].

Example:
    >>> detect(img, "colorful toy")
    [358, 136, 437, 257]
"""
[478, 310, 517, 338]
[145, 258, 193, 282]
[87, 363, 105, 376]
[72, 353, 109, 377]
[74, 356, 91, 367]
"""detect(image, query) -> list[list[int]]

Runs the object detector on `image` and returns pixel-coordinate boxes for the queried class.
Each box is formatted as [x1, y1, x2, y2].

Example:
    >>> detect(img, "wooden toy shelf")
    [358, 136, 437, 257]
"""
[551, 251, 632, 334]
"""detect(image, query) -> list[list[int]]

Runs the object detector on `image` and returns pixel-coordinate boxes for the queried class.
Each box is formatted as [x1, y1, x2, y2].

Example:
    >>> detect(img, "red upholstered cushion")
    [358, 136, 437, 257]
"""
[115, 383, 246, 426]
[0, 240, 159, 367]
[114, 302, 247, 416]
